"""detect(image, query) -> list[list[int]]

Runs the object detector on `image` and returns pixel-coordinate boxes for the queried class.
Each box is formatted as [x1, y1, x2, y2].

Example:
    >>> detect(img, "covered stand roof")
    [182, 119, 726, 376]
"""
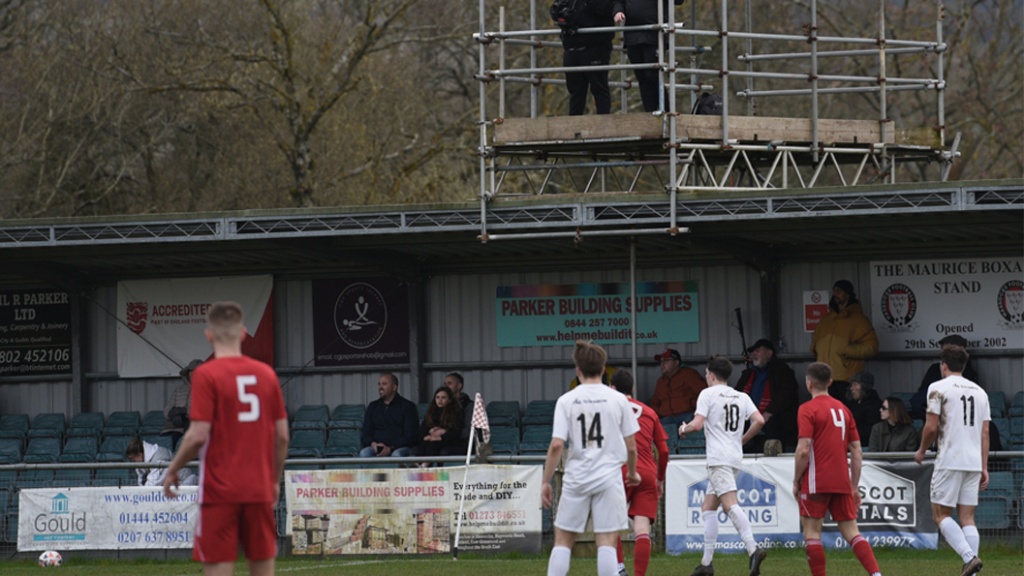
[0, 180, 1020, 288]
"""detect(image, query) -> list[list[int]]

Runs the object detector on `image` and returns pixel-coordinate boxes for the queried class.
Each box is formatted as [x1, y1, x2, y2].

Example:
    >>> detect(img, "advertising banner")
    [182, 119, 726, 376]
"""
[665, 458, 937, 553]
[18, 487, 197, 551]
[116, 275, 274, 377]
[870, 257, 1024, 352]
[495, 282, 699, 347]
[312, 278, 410, 366]
[285, 465, 541, 554]
[0, 289, 72, 376]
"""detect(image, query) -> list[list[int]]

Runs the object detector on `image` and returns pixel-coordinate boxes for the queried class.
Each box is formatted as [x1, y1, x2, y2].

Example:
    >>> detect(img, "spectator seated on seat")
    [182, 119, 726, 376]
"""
[410, 386, 464, 467]
[359, 372, 419, 458]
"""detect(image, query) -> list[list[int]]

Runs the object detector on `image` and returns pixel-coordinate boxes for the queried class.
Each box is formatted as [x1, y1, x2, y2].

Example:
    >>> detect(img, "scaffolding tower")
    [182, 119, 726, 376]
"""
[475, 0, 958, 240]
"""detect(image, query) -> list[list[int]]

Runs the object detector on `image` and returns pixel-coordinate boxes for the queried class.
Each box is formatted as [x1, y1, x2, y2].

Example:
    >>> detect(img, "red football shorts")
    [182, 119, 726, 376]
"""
[798, 492, 858, 522]
[194, 502, 277, 563]
[625, 470, 659, 521]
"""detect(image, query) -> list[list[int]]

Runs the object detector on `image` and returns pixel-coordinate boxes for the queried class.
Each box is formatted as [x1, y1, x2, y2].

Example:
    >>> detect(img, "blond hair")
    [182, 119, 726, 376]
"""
[206, 301, 245, 343]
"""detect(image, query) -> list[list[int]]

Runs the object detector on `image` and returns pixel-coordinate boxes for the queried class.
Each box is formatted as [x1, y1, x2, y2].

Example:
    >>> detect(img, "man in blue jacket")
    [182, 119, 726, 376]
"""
[359, 373, 419, 458]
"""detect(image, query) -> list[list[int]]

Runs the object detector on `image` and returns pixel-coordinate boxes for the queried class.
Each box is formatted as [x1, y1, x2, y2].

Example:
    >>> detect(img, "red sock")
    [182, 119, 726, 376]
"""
[806, 539, 826, 576]
[633, 534, 651, 576]
[616, 535, 624, 564]
[850, 535, 880, 574]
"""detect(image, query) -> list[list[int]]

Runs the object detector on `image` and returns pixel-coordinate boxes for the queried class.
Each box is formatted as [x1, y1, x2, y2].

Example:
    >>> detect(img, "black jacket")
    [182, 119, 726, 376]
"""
[611, 0, 684, 46]
[360, 393, 419, 450]
[735, 358, 799, 447]
[556, 0, 615, 49]
[845, 388, 882, 446]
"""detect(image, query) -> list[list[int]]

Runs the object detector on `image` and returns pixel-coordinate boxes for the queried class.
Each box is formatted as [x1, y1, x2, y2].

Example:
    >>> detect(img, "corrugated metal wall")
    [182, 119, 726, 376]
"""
[1, 261, 1020, 419]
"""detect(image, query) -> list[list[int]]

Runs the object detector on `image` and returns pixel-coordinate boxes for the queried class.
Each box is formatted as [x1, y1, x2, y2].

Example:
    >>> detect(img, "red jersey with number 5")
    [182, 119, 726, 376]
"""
[190, 355, 286, 504]
[797, 394, 859, 494]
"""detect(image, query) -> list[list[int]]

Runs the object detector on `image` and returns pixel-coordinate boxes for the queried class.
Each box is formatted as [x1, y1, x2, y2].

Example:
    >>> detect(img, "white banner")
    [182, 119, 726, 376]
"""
[665, 457, 937, 552]
[285, 465, 542, 554]
[18, 487, 197, 551]
[869, 257, 1024, 352]
[116, 275, 274, 377]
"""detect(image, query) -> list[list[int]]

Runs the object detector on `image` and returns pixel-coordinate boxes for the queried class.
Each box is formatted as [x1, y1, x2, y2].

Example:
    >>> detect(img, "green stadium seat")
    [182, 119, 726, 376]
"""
[987, 391, 1007, 419]
[139, 410, 167, 435]
[328, 404, 365, 430]
[97, 435, 133, 462]
[288, 429, 325, 458]
[4, 514, 16, 544]
[323, 429, 362, 457]
[975, 495, 1012, 530]
[291, 405, 330, 432]
[0, 438, 22, 464]
[519, 425, 552, 454]
[58, 436, 98, 463]
[93, 467, 132, 487]
[488, 426, 519, 455]
[16, 469, 54, 489]
[661, 422, 680, 452]
[522, 400, 556, 426]
[103, 411, 141, 438]
[143, 434, 174, 453]
[53, 468, 92, 488]
[23, 437, 62, 463]
[0, 414, 29, 444]
[27, 412, 66, 441]
[417, 403, 430, 420]
[487, 401, 521, 428]
[66, 412, 105, 439]
[1008, 391, 1024, 417]
[676, 429, 706, 455]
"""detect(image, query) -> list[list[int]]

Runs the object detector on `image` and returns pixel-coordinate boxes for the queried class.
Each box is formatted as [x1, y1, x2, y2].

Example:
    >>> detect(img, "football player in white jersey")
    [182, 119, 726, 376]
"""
[679, 356, 767, 576]
[542, 340, 640, 576]
[914, 344, 990, 576]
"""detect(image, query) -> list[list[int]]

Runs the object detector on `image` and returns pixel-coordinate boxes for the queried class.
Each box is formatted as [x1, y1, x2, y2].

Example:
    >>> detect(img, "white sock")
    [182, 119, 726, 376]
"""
[962, 524, 980, 556]
[727, 505, 758, 556]
[547, 545, 571, 576]
[701, 510, 718, 566]
[617, 562, 625, 572]
[939, 517, 975, 563]
[597, 545, 618, 576]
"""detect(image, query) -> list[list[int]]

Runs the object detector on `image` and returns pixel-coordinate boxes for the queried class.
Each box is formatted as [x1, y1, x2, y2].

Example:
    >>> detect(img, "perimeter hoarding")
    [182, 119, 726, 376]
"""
[870, 257, 1024, 352]
[665, 458, 936, 553]
[18, 487, 197, 551]
[285, 465, 541, 555]
[495, 281, 699, 347]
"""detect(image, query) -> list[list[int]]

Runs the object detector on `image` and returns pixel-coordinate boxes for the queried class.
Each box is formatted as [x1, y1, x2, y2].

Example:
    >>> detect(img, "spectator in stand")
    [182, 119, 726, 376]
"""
[868, 397, 919, 452]
[910, 334, 981, 420]
[441, 372, 476, 456]
[735, 338, 799, 453]
[411, 386, 464, 467]
[612, 0, 685, 113]
[359, 373, 419, 458]
[810, 279, 879, 400]
[163, 358, 204, 445]
[845, 371, 883, 446]
[553, 0, 615, 115]
[649, 348, 706, 426]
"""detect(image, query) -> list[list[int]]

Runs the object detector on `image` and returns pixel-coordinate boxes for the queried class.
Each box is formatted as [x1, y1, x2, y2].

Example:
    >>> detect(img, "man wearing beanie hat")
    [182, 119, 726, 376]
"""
[810, 280, 879, 396]
[845, 371, 882, 445]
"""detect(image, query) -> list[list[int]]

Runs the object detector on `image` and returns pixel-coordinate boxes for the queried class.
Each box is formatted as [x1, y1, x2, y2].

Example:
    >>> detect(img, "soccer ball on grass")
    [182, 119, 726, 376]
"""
[38, 550, 63, 567]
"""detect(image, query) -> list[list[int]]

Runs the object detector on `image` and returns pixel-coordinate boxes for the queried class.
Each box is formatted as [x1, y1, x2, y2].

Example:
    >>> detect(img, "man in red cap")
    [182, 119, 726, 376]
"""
[649, 348, 706, 425]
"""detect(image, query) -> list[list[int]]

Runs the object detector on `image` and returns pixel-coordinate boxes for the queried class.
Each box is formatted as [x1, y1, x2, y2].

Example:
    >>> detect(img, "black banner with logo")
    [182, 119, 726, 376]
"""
[312, 279, 409, 366]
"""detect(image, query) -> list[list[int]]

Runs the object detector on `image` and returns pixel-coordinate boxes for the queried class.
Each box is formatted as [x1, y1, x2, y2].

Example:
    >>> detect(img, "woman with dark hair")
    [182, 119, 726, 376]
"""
[868, 396, 920, 452]
[411, 386, 464, 466]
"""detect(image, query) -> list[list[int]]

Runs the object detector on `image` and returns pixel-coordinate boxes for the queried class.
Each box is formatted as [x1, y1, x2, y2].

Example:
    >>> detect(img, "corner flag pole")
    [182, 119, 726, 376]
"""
[453, 393, 489, 560]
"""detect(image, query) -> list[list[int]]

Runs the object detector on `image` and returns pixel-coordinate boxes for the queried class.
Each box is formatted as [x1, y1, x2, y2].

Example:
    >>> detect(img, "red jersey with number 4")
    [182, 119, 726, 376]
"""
[623, 398, 670, 482]
[190, 355, 286, 504]
[797, 394, 859, 495]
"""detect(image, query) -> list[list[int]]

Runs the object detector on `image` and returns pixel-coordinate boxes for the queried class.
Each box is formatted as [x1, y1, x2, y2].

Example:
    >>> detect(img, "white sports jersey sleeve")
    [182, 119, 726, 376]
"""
[552, 384, 639, 495]
[697, 385, 758, 468]
[927, 375, 991, 471]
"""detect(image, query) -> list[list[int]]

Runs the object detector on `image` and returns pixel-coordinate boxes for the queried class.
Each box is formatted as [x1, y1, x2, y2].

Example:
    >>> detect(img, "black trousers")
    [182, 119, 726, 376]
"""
[626, 43, 668, 112]
[563, 43, 612, 115]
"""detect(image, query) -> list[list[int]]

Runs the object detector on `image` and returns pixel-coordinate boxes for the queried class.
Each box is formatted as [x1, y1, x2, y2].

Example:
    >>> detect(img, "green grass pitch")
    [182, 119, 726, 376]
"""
[4, 546, 1023, 575]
